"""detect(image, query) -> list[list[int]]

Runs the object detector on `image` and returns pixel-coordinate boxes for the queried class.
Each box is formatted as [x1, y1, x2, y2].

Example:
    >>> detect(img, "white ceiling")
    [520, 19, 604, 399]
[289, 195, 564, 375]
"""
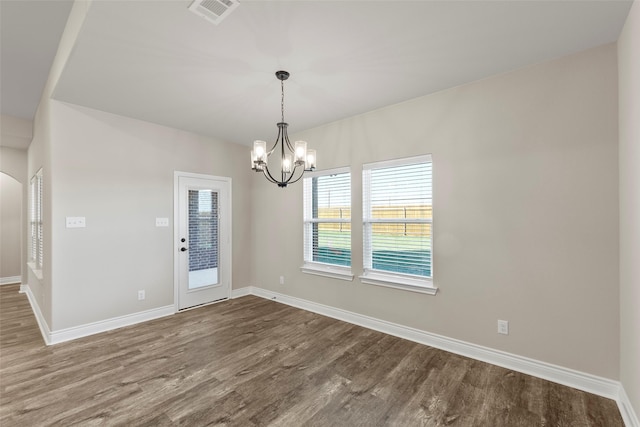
[1, 0, 633, 148]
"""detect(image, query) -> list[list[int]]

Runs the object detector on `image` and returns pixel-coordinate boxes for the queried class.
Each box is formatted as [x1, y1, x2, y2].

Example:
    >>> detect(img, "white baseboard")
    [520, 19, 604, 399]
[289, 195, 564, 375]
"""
[22, 286, 252, 346]
[619, 386, 640, 427]
[0, 276, 21, 285]
[22, 284, 52, 345]
[231, 287, 252, 299]
[21, 283, 174, 345]
[241, 286, 625, 404]
[49, 304, 175, 345]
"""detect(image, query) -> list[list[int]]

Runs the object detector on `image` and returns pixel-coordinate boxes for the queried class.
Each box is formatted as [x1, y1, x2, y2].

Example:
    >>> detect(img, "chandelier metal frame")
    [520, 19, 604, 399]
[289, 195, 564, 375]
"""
[251, 70, 316, 188]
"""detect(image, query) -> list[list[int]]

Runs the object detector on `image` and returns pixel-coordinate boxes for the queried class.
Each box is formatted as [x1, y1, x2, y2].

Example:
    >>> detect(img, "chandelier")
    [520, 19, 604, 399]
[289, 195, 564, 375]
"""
[251, 70, 316, 187]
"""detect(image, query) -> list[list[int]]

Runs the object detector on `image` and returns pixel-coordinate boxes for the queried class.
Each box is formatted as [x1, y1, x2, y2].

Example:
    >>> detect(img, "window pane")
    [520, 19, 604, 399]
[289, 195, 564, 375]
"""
[304, 169, 351, 268]
[371, 205, 433, 220]
[363, 157, 432, 279]
[370, 223, 431, 276]
[30, 170, 44, 269]
[188, 189, 219, 288]
[37, 173, 43, 268]
[314, 173, 351, 219]
[31, 223, 36, 262]
[30, 177, 36, 262]
[370, 163, 432, 213]
[313, 225, 351, 266]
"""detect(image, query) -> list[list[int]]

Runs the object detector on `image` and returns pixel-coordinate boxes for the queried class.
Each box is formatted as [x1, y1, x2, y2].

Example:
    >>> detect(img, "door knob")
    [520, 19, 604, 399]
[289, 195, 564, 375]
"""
[180, 247, 188, 252]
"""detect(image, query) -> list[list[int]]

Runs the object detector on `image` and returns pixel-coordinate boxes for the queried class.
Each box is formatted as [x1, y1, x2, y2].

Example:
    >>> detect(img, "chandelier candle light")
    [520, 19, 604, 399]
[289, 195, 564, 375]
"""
[251, 70, 316, 187]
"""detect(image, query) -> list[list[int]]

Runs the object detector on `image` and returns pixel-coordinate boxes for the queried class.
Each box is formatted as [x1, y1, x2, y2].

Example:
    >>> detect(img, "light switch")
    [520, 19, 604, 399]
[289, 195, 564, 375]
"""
[66, 217, 86, 228]
[155, 217, 169, 227]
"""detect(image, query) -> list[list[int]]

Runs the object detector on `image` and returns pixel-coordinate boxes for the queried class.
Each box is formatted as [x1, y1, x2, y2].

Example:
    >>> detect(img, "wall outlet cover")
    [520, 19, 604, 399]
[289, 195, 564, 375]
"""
[498, 319, 509, 335]
[66, 217, 86, 228]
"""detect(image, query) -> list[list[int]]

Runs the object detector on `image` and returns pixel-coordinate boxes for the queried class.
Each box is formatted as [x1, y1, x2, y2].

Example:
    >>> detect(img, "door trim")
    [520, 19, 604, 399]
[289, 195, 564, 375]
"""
[173, 171, 232, 312]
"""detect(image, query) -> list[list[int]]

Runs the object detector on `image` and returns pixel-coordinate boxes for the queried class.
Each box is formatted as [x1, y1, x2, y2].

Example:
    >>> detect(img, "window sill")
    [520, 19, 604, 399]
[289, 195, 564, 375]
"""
[300, 263, 354, 281]
[359, 271, 438, 295]
[28, 262, 43, 281]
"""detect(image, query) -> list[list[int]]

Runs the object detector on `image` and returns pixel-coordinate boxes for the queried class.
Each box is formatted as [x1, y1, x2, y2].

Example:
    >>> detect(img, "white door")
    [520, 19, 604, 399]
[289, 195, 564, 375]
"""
[175, 172, 231, 310]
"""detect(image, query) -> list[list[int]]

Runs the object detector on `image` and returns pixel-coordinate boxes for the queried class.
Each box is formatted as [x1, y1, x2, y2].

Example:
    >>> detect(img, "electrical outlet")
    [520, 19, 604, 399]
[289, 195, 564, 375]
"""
[155, 217, 169, 227]
[498, 319, 509, 335]
[138, 290, 145, 301]
[279, 275, 285, 285]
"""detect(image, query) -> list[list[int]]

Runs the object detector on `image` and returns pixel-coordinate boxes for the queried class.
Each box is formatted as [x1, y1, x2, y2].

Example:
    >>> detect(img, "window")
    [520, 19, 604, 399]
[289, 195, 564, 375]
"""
[302, 167, 353, 280]
[30, 169, 43, 274]
[361, 155, 436, 294]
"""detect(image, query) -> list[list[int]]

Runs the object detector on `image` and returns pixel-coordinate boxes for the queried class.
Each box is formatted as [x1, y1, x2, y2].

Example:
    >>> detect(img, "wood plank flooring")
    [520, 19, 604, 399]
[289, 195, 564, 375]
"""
[0, 284, 624, 426]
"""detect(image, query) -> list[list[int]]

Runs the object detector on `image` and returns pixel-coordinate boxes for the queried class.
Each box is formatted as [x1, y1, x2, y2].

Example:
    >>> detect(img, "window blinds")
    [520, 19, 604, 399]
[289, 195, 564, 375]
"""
[303, 168, 351, 267]
[363, 155, 432, 279]
[30, 170, 43, 270]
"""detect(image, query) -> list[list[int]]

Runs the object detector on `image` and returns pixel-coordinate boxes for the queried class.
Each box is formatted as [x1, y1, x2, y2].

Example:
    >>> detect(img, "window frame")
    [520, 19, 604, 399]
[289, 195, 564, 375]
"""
[301, 166, 354, 281]
[360, 155, 437, 295]
[29, 168, 43, 279]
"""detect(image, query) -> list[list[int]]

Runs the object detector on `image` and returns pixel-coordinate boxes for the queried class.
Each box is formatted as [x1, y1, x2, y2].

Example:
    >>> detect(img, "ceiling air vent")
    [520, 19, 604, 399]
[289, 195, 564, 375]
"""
[188, 0, 239, 25]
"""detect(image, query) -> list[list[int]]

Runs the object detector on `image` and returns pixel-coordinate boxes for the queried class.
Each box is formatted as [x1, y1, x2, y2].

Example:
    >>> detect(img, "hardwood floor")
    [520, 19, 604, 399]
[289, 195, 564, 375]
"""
[0, 284, 623, 426]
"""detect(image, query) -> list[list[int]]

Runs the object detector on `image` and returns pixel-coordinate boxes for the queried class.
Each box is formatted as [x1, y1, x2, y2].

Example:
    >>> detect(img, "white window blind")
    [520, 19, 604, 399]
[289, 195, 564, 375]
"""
[303, 168, 351, 269]
[30, 169, 43, 271]
[363, 155, 432, 285]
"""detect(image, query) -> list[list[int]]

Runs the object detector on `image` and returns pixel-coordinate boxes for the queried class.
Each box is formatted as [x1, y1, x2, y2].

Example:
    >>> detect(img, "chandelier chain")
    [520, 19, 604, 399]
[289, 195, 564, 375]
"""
[281, 79, 285, 123]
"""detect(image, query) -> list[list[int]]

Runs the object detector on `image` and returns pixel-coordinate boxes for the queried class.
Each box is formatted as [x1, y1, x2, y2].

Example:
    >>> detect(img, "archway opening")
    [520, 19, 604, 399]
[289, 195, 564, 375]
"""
[1, 172, 23, 285]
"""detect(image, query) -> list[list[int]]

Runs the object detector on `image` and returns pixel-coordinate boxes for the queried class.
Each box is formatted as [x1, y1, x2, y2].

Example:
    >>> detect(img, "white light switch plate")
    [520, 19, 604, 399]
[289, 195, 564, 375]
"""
[66, 217, 86, 228]
[155, 218, 169, 227]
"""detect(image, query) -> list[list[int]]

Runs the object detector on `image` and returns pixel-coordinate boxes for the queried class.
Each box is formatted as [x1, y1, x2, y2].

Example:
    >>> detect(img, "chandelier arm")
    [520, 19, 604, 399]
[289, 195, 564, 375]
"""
[279, 162, 303, 185]
[283, 128, 294, 152]
[284, 165, 306, 186]
[267, 126, 283, 155]
[262, 165, 280, 185]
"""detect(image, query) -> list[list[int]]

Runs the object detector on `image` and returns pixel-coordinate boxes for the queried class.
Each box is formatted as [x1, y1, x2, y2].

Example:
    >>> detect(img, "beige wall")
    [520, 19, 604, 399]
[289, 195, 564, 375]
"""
[618, 0, 640, 417]
[0, 115, 32, 150]
[0, 146, 28, 184]
[0, 173, 22, 281]
[1, 117, 31, 285]
[0, 146, 28, 284]
[252, 44, 619, 379]
[24, 0, 253, 332]
[24, 0, 91, 329]
[28, 97, 54, 326]
[48, 101, 252, 330]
